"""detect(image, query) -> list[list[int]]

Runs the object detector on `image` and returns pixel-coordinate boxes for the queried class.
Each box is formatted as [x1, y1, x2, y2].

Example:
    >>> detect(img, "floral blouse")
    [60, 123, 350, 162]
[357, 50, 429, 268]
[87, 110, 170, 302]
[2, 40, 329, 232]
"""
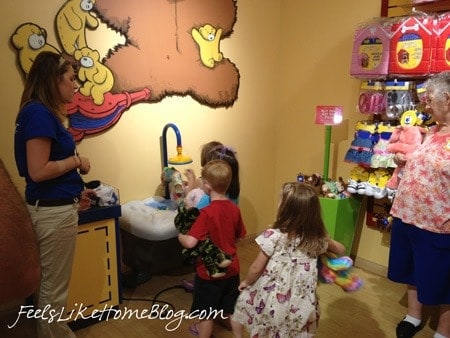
[390, 126, 450, 233]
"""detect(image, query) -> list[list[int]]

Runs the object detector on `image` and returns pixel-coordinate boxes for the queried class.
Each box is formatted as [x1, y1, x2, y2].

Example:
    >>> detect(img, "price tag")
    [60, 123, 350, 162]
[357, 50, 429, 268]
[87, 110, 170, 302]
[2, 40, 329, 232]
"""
[315, 105, 343, 125]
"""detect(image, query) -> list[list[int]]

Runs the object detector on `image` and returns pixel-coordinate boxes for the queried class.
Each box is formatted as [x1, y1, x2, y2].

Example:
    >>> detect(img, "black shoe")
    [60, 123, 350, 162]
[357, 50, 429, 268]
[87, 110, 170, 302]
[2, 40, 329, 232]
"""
[396, 320, 423, 338]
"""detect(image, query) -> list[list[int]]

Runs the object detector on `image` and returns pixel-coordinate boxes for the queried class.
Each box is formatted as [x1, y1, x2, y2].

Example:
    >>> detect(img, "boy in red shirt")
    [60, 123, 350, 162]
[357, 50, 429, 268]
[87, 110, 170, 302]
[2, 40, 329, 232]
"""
[178, 159, 247, 337]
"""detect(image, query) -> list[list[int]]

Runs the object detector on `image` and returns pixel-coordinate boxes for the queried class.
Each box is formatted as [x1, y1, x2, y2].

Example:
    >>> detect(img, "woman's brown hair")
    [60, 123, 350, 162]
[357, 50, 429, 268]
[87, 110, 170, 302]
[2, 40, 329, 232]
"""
[17, 51, 72, 123]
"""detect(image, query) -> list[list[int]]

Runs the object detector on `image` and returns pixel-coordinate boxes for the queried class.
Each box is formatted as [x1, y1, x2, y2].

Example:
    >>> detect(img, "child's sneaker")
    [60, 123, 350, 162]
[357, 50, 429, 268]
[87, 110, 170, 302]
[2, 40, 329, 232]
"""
[347, 179, 358, 194]
[373, 186, 387, 199]
[357, 181, 368, 195]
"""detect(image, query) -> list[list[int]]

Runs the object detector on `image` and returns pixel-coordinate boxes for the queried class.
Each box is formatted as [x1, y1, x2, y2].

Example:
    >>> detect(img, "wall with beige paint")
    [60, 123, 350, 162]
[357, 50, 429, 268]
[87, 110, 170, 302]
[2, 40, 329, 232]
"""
[0, 1, 390, 269]
[274, 1, 390, 268]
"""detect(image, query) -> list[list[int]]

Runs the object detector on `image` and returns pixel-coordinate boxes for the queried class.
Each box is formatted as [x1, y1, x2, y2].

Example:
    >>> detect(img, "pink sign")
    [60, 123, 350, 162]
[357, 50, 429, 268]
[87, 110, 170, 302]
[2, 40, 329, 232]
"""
[315, 105, 343, 125]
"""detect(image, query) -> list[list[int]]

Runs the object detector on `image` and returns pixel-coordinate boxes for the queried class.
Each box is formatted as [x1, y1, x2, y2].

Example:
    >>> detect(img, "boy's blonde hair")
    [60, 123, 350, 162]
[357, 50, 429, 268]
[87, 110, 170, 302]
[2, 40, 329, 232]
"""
[201, 159, 232, 195]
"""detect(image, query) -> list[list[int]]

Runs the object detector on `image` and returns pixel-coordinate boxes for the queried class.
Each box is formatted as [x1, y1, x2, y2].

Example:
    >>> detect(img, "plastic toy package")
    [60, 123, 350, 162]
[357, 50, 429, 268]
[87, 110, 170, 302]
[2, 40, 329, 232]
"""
[388, 14, 436, 77]
[432, 12, 450, 72]
[357, 81, 386, 115]
[385, 80, 415, 120]
[350, 11, 450, 78]
[350, 17, 392, 79]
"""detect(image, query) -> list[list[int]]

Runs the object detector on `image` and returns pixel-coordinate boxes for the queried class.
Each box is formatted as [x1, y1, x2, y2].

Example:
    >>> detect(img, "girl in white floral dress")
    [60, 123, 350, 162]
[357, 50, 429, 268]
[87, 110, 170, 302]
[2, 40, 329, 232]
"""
[232, 182, 345, 338]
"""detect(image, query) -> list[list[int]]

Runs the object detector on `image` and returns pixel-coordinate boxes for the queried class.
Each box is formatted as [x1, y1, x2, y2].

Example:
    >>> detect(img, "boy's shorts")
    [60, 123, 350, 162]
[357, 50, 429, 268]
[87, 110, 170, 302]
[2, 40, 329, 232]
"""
[190, 274, 240, 317]
[387, 218, 450, 305]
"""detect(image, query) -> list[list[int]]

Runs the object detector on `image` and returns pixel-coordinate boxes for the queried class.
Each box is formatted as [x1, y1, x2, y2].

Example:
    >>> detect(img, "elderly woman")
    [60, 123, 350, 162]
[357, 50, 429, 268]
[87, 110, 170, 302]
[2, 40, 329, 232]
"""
[387, 71, 450, 338]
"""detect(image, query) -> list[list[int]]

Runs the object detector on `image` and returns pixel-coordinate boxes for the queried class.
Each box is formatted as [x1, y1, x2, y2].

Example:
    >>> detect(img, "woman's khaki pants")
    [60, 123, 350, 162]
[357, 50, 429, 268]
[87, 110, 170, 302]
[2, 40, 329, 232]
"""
[27, 203, 79, 338]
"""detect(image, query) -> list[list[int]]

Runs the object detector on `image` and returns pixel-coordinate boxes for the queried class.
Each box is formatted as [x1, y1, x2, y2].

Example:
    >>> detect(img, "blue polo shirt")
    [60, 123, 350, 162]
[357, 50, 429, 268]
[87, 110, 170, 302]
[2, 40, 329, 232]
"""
[14, 101, 84, 201]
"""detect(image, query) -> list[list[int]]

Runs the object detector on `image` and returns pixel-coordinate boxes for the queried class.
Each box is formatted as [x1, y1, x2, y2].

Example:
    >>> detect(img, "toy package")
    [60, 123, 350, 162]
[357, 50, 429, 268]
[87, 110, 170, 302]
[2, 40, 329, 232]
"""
[350, 18, 392, 79]
[432, 12, 450, 72]
[357, 81, 386, 115]
[389, 15, 437, 77]
[415, 81, 427, 106]
[384, 81, 415, 120]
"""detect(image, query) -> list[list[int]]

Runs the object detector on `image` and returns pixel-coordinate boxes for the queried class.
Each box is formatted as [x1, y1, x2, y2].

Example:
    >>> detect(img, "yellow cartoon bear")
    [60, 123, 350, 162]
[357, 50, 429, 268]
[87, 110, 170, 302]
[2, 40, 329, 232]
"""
[56, 0, 99, 56]
[74, 47, 114, 105]
[192, 24, 223, 68]
[11, 23, 61, 76]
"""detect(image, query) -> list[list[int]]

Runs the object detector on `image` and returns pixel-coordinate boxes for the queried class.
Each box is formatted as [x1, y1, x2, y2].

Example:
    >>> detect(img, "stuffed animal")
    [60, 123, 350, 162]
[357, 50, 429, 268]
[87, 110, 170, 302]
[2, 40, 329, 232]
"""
[155, 167, 186, 202]
[184, 187, 206, 209]
[386, 124, 426, 189]
[297, 172, 324, 196]
[174, 204, 232, 278]
[318, 252, 363, 292]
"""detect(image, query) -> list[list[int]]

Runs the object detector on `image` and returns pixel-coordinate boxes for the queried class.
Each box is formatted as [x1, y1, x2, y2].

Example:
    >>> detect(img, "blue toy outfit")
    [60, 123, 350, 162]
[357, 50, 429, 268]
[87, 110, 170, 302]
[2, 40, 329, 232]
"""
[344, 129, 377, 167]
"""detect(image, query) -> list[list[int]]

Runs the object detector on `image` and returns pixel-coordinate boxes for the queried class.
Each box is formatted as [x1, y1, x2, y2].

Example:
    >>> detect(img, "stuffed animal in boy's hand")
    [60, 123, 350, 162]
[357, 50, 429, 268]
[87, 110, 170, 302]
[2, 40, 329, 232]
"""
[175, 204, 233, 278]
[318, 252, 363, 292]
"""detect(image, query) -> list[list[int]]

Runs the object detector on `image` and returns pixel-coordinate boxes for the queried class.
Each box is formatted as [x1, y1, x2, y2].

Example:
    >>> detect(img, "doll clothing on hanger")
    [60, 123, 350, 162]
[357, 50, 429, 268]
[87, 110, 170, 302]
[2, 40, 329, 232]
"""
[344, 122, 377, 167]
[370, 124, 396, 168]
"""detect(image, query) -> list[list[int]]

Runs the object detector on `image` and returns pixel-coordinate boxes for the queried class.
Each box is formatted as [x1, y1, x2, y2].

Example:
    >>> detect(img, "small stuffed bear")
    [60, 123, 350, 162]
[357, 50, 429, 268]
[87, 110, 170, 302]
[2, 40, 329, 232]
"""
[318, 252, 363, 292]
[175, 204, 232, 278]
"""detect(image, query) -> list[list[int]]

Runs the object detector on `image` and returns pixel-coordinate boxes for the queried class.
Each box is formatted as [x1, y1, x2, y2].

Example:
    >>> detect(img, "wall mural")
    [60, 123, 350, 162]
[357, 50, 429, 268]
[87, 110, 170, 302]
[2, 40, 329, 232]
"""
[10, 0, 240, 142]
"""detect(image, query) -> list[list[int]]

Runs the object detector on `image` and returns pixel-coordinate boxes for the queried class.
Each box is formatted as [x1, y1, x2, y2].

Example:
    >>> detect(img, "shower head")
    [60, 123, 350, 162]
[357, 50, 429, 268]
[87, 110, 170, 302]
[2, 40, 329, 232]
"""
[169, 146, 193, 165]
[161, 123, 193, 169]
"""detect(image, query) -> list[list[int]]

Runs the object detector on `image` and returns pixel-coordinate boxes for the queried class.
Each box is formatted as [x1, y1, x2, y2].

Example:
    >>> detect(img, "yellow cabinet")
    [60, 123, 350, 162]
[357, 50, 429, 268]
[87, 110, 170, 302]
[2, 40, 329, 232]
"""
[67, 205, 121, 329]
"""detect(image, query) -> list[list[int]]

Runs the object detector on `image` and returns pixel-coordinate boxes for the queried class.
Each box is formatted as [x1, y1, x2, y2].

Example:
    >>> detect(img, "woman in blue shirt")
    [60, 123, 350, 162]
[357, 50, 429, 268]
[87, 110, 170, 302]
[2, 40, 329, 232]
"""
[14, 51, 92, 338]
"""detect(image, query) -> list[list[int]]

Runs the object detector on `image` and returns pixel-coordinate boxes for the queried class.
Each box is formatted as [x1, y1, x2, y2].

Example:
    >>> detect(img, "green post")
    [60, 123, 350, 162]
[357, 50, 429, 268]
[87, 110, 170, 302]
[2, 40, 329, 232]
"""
[323, 125, 332, 181]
